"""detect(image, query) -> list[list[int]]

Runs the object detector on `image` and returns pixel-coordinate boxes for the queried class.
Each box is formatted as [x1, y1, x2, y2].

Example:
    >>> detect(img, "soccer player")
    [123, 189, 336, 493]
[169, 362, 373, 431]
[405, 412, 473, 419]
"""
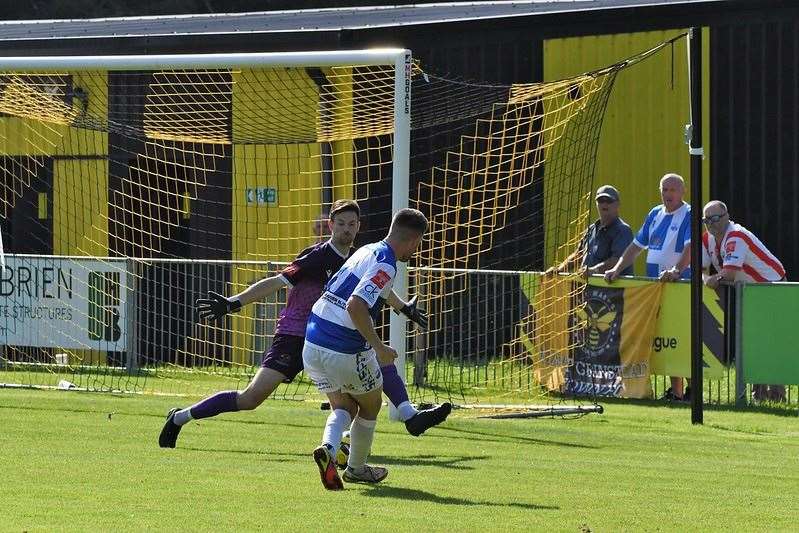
[159, 200, 450, 448]
[305, 208, 429, 489]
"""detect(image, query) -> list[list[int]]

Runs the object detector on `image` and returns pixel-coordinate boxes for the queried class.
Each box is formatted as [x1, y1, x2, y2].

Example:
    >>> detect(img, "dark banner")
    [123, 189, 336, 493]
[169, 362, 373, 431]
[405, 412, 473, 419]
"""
[565, 281, 663, 398]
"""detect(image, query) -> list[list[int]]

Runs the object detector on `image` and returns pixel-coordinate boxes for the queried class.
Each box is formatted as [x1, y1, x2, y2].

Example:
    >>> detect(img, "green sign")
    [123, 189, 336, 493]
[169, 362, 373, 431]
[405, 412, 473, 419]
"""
[741, 284, 799, 384]
[246, 187, 277, 206]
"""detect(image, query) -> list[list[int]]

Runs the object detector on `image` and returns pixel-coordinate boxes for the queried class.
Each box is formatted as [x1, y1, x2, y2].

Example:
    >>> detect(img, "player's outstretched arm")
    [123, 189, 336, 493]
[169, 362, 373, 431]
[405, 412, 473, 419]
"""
[196, 291, 241, 321]
[232, 275, 287, 306]
[196, 276, 286, 321]
[387, 290, 428, 330]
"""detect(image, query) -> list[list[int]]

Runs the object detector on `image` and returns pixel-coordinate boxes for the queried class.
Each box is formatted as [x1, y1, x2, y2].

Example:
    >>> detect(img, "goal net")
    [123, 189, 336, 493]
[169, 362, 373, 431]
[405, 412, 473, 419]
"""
[0, 43, 671, 409]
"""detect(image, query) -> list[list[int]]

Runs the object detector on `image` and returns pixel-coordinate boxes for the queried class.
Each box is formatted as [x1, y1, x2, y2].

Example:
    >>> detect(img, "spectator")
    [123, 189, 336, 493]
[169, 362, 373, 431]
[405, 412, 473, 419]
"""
[547, 185, 634, 277]
[700, 200, 787, 403]
[604, 173, 692, 401]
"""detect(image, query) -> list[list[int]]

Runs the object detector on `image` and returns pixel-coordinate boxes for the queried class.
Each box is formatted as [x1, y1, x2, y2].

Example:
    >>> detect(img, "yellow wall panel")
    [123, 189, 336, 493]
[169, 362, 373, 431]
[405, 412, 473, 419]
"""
[1, 71, 109, 260]
[544, 30, 710, 274]
[231, 143, 325, 262]
[230, 143, 324, 363]
[332, 140, 355, 200]
[229, 67, 360, 363]
[232, 68, 318, 143]
[0, 71, 108, 158]
[0, 118, 67, 156]
[52, 158, 109, 256]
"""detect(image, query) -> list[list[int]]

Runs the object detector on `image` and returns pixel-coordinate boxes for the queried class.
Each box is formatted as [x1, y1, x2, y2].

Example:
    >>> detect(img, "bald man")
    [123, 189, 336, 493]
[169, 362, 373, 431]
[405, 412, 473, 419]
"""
[701, 200, 786, 403]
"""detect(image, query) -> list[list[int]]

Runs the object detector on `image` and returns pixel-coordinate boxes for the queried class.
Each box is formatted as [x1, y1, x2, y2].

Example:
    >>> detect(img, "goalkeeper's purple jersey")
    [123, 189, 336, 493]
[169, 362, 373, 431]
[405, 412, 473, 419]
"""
[275, 240, 352, 337]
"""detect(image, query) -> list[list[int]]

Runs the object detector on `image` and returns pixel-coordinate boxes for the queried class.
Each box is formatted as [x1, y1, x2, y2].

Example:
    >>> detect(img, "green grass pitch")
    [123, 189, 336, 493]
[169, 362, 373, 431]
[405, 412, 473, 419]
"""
[2, 388, 798, 532]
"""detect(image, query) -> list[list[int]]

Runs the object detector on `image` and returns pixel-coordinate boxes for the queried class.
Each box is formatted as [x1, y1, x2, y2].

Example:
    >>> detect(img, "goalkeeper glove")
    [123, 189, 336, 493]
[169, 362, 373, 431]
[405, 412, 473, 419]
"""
[196, 291, 242, 321]
[397, 295, 428, 330]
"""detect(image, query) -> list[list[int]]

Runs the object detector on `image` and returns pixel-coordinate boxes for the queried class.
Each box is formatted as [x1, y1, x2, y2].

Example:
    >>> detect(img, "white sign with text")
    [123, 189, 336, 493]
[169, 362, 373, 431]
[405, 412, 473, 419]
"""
[0, 256, 128, 351]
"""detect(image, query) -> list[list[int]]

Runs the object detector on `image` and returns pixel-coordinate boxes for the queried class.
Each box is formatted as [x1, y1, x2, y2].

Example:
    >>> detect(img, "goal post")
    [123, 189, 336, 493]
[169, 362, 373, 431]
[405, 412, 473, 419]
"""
[0, 50, 412, 71]
[388, 50, 412, 420]
[0, 49, 412, 399]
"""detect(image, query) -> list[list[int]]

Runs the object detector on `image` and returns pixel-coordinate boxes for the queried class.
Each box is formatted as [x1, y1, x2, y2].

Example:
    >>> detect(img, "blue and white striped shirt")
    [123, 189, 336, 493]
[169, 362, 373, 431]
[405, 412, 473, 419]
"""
[633, 202, 692, 278]
[306, 240, 396, 354]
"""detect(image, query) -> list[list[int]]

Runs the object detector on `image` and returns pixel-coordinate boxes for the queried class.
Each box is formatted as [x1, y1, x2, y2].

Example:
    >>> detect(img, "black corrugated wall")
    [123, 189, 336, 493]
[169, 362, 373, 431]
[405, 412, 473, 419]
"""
[711, 20, 799, 279]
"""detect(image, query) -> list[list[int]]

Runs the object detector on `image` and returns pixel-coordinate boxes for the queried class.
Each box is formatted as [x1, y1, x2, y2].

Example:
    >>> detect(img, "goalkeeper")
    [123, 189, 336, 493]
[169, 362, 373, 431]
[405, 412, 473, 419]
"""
[159, 199, 450, 448]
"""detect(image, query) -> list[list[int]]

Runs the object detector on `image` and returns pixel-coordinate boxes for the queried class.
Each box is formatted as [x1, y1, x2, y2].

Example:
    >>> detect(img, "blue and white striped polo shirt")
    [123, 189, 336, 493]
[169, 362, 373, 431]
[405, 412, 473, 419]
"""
[306, 240, 396, 354]
[634, 202, 692, 278]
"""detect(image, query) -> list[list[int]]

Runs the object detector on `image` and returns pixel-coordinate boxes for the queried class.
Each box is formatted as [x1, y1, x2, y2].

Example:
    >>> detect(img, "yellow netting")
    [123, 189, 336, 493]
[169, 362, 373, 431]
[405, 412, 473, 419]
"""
[0, 44, 669, 405]
[0, 64, 399, 397]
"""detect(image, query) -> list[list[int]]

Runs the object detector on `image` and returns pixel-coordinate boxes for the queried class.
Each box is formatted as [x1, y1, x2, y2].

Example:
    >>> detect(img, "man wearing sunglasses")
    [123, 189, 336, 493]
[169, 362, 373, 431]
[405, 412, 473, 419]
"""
[700, 200, 786, 403]
[547, 184, 633, 277]
[604, 173, 692, 400]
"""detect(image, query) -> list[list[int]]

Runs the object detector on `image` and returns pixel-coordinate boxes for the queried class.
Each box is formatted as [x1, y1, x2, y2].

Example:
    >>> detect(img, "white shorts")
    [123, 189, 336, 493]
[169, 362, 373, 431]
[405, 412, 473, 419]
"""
[302, 341, 383, 395]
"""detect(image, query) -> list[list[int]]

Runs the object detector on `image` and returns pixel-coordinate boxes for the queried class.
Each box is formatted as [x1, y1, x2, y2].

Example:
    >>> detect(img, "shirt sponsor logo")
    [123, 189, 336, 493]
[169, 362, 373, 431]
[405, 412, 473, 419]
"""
[362, 283, 380, 296]
[725, 240, 736, 253]
[370, 269, 390, 289]
[322, 292, 347, 309]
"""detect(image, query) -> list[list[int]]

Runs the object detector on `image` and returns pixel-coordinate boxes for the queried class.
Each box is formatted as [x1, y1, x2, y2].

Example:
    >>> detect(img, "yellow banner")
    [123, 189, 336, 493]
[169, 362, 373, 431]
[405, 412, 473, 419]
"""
[519, 274, 728, 398]
[521, 274, 664, 398]
[648, 281, 726, 379]
[568, 280, 662, 398]
[616, 282, 664, 397]
[587, 278, 726, 379]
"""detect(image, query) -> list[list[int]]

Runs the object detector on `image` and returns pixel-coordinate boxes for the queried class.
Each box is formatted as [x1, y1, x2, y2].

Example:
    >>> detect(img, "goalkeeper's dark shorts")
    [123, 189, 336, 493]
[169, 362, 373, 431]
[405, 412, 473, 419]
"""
[261, 333, 305, 382]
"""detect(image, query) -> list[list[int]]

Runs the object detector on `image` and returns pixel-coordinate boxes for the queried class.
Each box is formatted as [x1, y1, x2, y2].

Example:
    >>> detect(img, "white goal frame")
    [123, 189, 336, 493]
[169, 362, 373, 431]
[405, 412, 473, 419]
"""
[0, 49, 412, 418]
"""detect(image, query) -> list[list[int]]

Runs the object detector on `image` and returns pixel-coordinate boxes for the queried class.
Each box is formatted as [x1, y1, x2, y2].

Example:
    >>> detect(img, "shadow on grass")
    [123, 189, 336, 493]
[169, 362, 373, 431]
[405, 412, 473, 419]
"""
[704, 424, 774, 436]
[701, 402, 799, 418]
[180, 446, 274, 456]
[170, 442, 488, 472]
[362, 485, 559, 510]
[203, 451, 487, 471]
[430, 425, 599, 449]
[587, 395, 799, 418]
[366, 453, 488, 470]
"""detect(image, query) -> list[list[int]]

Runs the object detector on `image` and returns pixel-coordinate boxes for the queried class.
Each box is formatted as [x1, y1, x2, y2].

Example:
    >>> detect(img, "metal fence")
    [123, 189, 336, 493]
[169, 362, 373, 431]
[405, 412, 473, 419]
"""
[2, 256, 797, 408]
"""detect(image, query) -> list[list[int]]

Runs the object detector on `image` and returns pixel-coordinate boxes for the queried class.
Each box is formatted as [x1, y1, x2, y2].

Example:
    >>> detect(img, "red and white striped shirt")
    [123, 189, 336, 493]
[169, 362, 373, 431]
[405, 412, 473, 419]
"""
[701, 222, 786, 282]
